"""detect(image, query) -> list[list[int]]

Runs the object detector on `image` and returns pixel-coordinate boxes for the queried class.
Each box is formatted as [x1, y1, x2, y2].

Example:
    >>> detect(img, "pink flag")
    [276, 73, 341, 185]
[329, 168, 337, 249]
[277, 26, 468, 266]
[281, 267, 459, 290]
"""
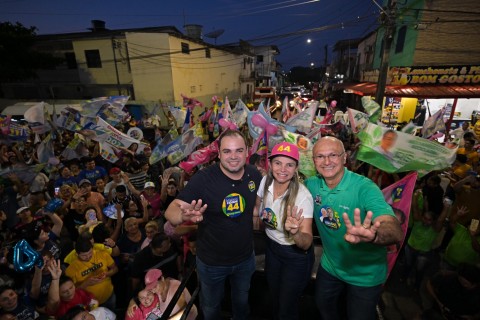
[179, 140, 219, 174]
[382, 171, 418, 277]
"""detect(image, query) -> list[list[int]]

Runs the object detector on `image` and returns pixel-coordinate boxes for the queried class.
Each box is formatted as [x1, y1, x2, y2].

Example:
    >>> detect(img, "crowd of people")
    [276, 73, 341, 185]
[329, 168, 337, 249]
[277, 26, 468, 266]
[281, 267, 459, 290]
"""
[0, 102, 479, 320]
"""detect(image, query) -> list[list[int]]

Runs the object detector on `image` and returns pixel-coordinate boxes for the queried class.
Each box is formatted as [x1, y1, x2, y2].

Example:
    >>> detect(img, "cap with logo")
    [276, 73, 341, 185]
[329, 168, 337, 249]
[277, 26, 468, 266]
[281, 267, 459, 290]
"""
[269, 142, 299, 162]
[144, 181, 155, 189]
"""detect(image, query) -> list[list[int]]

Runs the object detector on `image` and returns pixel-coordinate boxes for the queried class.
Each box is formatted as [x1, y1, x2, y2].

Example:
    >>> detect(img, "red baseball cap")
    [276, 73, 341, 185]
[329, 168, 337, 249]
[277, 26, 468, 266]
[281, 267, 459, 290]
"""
[109, 167, 121, 175]
[269, 142, 299, 162]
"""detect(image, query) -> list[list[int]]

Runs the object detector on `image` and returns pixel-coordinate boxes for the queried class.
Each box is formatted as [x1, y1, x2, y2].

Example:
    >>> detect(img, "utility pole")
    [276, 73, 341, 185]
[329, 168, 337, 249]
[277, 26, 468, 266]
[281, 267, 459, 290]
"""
[111, 37, 122, 96]
[374, 0, 396, 105]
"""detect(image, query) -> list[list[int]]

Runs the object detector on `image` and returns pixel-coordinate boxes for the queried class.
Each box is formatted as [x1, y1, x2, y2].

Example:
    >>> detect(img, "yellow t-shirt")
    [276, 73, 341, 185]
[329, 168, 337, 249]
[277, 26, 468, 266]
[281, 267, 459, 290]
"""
[65, 249, 115, 304]
[64, 243, 112, 265]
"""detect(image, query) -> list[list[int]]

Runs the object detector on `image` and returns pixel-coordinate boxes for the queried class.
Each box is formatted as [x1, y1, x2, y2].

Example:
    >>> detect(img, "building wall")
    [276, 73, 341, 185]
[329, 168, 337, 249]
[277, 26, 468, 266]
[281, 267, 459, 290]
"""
[125, 33, 175, 103]
[73, 38, 131, 86]
[168, 36, 243, 106]
[412, 0, 480, 65]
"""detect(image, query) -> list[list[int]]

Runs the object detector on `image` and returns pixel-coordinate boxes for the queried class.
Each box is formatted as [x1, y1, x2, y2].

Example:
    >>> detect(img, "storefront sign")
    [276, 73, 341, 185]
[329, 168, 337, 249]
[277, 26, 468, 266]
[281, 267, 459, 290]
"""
[389, 66, 480, 85]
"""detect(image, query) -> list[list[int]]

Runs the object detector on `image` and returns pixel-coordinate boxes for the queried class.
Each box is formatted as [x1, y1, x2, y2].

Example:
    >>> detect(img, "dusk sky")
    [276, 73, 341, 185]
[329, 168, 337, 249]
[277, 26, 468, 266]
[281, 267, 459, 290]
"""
[0, 0, 381, 71]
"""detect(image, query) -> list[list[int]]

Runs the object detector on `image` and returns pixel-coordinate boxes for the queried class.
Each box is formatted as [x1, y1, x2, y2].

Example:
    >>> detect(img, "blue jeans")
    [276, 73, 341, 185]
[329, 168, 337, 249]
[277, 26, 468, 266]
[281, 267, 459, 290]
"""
[196, 252, 255, 320]
[265, 237, 314, 320]
[315, 265, 383, 320]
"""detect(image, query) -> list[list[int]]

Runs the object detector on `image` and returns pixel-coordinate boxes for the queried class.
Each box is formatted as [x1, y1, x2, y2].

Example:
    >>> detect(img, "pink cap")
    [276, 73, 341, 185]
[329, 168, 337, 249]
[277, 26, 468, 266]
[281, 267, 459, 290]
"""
[144, 269, 162, 291]
[269, 142, 299, 162]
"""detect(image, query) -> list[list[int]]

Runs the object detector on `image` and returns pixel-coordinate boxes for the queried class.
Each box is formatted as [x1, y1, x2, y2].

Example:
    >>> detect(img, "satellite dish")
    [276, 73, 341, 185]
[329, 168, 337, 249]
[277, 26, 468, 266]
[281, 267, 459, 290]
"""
[204, 29, 224, 44]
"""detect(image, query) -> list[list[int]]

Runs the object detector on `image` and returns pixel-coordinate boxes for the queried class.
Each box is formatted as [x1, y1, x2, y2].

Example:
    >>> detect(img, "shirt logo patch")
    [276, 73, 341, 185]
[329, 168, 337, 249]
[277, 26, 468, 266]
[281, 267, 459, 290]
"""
[260, 207, 277, 229]
[317, 205, 341, 229]
[248, 181, 256, 192]
[222, 193, 245, 218]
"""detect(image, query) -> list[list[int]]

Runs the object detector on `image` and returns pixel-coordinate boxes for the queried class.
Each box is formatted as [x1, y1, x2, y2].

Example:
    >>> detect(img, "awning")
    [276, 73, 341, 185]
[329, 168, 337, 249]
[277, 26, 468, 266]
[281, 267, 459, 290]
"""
[335, 82, 480, 98]
[1, 102, 81, 117]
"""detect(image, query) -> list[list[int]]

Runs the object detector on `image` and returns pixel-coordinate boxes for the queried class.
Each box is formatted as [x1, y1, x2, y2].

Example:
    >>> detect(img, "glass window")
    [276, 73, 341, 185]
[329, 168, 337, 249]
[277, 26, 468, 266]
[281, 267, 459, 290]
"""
[181, 43, 190, 54]
[85, 50, 102, 68]
[395, 26, 407, 53]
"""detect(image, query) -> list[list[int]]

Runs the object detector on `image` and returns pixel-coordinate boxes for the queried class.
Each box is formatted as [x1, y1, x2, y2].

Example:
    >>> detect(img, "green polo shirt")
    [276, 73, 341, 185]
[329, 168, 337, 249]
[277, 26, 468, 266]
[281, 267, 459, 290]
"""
[305, 168, 394, 286]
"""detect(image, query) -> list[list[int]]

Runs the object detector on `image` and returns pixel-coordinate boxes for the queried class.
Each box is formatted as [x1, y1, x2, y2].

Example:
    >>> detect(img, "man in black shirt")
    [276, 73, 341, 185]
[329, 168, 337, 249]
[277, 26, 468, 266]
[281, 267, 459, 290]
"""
[166, 130, 262, 320]
[129, 232, 178, 293]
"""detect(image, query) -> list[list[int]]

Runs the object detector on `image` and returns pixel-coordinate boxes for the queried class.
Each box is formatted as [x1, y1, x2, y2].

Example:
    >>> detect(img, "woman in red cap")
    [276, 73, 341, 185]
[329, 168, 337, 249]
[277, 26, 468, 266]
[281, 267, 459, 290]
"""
[255, 141, 314, 320]
[125, 268, 197, 320]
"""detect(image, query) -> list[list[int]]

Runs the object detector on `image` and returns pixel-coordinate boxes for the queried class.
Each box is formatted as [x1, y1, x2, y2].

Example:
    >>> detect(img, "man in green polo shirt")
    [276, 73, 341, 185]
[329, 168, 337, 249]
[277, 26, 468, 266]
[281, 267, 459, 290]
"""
[305, 136, 403, 320]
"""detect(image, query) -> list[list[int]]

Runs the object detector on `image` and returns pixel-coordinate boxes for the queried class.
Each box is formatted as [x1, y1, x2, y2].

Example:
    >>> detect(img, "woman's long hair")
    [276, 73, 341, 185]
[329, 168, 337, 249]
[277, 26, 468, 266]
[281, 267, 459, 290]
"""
[262, 158, 299, 235]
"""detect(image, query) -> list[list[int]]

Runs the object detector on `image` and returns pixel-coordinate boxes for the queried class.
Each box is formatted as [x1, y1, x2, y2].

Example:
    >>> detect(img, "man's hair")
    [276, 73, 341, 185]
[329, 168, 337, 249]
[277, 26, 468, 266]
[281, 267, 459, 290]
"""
[0, 285, 14, 296]
[82, 157, 94, 164]
[218, 129, 247, 150]
[92, 224, 110, 243]
[59, 305, 87, 320]
[150, 232, 170, 249]
[75, 238, 93, 253]
[115, 185, 127, 193]
[59, 275, 74, 287]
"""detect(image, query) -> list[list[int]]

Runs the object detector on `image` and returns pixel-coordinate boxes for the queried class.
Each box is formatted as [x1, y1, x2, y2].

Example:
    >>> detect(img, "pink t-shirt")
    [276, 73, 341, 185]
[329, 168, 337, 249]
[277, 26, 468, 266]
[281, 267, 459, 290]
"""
[125, 279, 197, 320]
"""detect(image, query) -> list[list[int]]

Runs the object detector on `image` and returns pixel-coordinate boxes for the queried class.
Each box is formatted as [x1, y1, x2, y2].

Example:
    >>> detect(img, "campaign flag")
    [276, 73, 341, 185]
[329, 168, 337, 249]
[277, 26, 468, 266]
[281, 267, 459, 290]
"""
[421, 108, 446, 139]
[231, 99, 249, 127]
[282, 130, 317, 178]
[96, 117, 145, 163]
[383, 171, 418, 277]
[36, 134, 55, 164]
[361, 96, 381, 123]
[150, 128, 180, 164]
[81, 96, 130, 126]
[61, 135, 86, 160]
[8, 122, 30, 141]
[401, 121, 419, 135]
[281, 96, 291, 123]
[347, 108, 370, 134]
[248, 104, 296, 147]
[24, 102, 51, 134]
[357, 122, 457, 175]
[181, 94, 203, 109]
[55, 107, 83, 131]
[286, 101, 318, 133]
[179, 140, 219, 173]
[168, 106, 186, 128]
[181, 107, 191, 133]
[0, 115, 12, 135]
[306, 125, 322, 144]
[198, 107, 213, 123]
[150, 125, 203, 165]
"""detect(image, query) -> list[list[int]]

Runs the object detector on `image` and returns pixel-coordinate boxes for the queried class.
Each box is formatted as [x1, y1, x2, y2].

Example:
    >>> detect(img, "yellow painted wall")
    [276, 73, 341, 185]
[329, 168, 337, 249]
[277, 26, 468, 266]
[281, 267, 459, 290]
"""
[73, 38, 132, 85]
[168, 37, 243, 106]
[397, 97, 417, 123]
[125, 33, 175, 103]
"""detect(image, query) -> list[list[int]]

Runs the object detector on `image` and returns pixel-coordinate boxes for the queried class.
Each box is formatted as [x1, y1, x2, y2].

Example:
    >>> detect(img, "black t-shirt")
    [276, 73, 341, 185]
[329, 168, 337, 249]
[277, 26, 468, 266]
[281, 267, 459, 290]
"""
[130, 245, 178, 279]
[63, 209, 86, 241]
[177, 163, 262, 266]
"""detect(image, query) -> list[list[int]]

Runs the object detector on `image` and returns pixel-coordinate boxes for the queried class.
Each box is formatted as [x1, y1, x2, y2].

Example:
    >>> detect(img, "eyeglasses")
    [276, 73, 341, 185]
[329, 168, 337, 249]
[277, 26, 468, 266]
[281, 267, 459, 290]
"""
[313, 152, 345, 162]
